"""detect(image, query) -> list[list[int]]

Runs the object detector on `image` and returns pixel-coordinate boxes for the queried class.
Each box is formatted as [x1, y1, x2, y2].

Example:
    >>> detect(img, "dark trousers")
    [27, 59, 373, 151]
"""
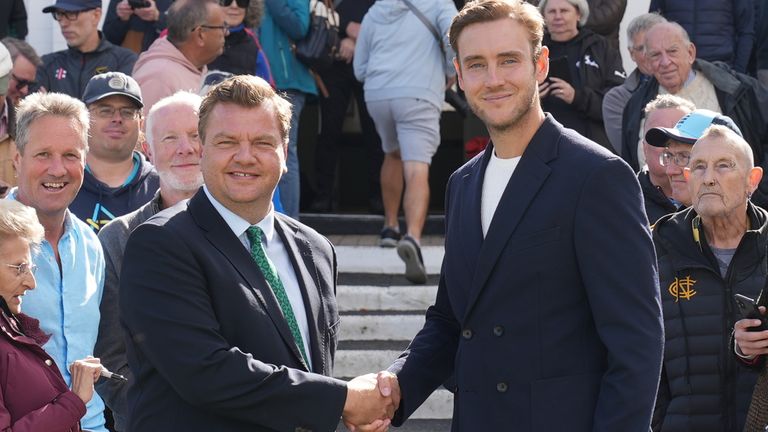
[314, 61, 383, 209]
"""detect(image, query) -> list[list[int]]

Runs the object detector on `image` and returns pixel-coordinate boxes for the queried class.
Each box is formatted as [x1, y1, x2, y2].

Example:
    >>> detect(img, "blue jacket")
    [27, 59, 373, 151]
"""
[259, 0, 316, 95]
[353, 0, 457, 110]
[649, 0, 754, 73]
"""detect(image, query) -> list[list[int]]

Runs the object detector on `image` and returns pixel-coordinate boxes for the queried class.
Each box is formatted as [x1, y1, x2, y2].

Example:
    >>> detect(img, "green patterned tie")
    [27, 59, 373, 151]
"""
[246, 226, 309, 367]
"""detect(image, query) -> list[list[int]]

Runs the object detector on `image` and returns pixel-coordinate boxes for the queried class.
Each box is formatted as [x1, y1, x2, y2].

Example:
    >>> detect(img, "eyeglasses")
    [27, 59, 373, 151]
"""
[219, 0, 249, 8]
[5, 262, 36, 277]
[90, 105, 142, 120]
[11, 73, 37, 91]
[199, 23, 230, 35]
[51, 8, 93, 21]
[659, 150, 691, 168]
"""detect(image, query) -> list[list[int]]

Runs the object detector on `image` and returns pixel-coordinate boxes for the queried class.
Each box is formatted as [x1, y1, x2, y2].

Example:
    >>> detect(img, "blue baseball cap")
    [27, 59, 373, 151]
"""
[645, 109, 743, 147]
[43, 0, 102, 13]
[82, 72, 144, 108]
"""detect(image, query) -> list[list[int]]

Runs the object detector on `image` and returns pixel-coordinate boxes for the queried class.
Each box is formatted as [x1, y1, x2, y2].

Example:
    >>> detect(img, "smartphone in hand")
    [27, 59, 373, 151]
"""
[734, 294, 768, 332]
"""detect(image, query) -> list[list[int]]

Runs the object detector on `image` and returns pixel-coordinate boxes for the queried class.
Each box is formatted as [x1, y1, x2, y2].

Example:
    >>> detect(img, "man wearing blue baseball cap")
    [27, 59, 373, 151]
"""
[645, 109, 743, 209]
[37, 0, 137, 99]
[69, 71, 159, 232]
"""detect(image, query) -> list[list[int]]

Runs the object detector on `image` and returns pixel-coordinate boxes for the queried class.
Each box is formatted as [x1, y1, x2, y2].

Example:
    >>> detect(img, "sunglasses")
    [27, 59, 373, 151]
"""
[12, 73, 37, 91]
[219, 0, 249, 8]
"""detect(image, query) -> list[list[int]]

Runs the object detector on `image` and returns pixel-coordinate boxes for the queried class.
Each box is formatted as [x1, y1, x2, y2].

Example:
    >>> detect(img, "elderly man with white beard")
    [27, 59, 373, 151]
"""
[93, 91, 203, 432]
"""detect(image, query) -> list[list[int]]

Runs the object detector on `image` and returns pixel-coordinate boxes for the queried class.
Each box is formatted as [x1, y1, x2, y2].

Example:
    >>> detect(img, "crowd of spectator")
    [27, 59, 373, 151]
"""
[1, 0, 768, 430]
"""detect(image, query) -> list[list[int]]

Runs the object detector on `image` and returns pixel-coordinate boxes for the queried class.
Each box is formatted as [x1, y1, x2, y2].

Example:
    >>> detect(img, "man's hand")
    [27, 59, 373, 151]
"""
[116, 0, 134, 21]
[735, 306, 768, 357]
[342, 373, 400, 431]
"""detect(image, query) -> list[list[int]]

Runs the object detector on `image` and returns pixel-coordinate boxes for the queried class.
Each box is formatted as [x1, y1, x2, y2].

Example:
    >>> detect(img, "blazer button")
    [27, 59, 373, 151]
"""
[462, 329, 473, 339]
[45, 359, 53, 366]
[493, 325, 504, 337]
[496, 382, 508, 393]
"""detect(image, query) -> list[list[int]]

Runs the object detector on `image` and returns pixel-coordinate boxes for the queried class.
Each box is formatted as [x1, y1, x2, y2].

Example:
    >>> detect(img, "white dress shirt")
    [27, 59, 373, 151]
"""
[203, 186, 312, 369]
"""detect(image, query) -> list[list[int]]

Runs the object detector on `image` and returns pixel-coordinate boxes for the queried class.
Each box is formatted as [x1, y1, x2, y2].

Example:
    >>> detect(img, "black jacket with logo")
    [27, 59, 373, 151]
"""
[652, 203, 767, 431]
[36, 32, 137, 99]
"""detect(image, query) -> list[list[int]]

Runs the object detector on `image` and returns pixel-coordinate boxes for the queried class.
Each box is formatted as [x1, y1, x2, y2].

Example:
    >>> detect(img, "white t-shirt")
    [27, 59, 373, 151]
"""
[481, 151, 521, 237]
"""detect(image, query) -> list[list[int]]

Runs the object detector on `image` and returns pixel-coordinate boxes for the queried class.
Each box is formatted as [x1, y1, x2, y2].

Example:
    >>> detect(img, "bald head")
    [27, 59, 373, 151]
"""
[685, 125, 762, 220]
[644, 22, 696, 94]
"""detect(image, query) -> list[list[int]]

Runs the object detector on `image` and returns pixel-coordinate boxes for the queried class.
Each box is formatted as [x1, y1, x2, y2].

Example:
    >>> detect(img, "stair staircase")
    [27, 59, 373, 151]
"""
[326, 232, 453, 432]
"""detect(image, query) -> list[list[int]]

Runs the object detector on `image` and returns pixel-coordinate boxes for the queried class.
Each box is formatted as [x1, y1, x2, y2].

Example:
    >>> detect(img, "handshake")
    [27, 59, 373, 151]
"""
[342, 371, 401, 432]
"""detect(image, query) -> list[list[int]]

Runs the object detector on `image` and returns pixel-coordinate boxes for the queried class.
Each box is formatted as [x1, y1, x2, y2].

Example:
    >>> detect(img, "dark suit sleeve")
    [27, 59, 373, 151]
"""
[387, 173, 462, 425]
[120, 222, 348, 431]
[94, 223, 131, 429]
[651, 366, 670, 432]
[572, 157, 664, 431]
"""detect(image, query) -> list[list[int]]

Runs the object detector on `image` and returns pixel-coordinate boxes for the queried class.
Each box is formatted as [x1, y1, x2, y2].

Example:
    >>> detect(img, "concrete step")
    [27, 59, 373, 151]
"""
[336, 245, 444, 275]
[337, 285, 437, 312]
[339, 315, 426, 341]
[301, 213, 446, 236]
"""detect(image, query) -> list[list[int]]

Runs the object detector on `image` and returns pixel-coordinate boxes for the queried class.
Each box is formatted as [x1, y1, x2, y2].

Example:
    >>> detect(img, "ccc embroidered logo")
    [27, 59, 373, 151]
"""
[668, 276, 697, 301]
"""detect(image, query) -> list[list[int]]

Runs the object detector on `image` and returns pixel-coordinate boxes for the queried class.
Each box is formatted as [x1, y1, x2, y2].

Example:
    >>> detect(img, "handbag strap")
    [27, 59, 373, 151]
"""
[400, 0, 446, 57]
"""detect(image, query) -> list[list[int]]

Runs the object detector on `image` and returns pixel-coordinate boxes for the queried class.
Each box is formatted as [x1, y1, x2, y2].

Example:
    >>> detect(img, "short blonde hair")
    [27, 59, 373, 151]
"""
[198, 75, 292, 146]
[0, 200, 44, 245]
[449, 0, 544, 62]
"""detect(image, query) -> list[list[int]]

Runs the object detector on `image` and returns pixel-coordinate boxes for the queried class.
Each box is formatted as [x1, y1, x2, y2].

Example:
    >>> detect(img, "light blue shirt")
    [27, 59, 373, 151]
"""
[8, 190, 107, 432]
[203, 186, 312, 370]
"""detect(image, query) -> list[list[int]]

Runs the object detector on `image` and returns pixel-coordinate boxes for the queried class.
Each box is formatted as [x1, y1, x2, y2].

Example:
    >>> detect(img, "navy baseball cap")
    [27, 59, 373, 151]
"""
[82, 72, 144, 108]
[645, 109, 743, 147]
[43, 0, 102, 13]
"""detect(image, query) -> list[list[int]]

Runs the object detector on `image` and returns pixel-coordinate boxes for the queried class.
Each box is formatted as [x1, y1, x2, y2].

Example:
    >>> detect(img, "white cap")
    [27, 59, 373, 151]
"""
[0, 42, 12, 96]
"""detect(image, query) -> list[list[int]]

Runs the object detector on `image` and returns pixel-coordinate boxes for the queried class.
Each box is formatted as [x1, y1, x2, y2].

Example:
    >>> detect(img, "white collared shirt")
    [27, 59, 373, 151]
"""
[203, 186, 312, 369]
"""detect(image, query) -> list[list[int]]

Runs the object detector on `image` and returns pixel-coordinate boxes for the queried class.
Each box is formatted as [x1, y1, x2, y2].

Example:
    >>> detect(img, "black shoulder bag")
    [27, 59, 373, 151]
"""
[294, 0, 341, 72]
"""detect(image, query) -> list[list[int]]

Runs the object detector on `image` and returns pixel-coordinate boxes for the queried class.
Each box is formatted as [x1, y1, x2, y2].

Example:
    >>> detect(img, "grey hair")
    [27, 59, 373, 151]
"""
[0, 200, 44, 244]
[167, 0, 215, 44]
[145, 91, 202, 145]
[626, 13, 667, 48]
[539, 0, 589, 27]
[1, 37, 43, 67]
[643, 94, 695, 115]
[15, 92, 89, 155]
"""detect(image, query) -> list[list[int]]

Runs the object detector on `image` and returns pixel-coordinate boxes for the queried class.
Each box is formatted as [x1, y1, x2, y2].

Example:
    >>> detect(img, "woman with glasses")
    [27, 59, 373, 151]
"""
[0, 200, 103, 431]
[207, 0, 273, 85]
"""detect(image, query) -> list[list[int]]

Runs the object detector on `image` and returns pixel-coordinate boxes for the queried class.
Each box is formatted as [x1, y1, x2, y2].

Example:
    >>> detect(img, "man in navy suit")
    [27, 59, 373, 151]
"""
[119, 75, 395, 431]
[363, 1, 664, 431]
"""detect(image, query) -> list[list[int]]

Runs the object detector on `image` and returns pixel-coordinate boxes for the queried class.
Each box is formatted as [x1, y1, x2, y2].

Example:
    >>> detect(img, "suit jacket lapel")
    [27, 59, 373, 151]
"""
[458, 151, 488, 271]
[463, 117, 560, 321]
[188, 192, 309, 370]
[274, 215, 324, 373]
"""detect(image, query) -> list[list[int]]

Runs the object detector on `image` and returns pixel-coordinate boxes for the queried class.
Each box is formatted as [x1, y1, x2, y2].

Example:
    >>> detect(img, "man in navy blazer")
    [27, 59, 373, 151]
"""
[119, 76, 396, 431]
[367, 2, 664, 431]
